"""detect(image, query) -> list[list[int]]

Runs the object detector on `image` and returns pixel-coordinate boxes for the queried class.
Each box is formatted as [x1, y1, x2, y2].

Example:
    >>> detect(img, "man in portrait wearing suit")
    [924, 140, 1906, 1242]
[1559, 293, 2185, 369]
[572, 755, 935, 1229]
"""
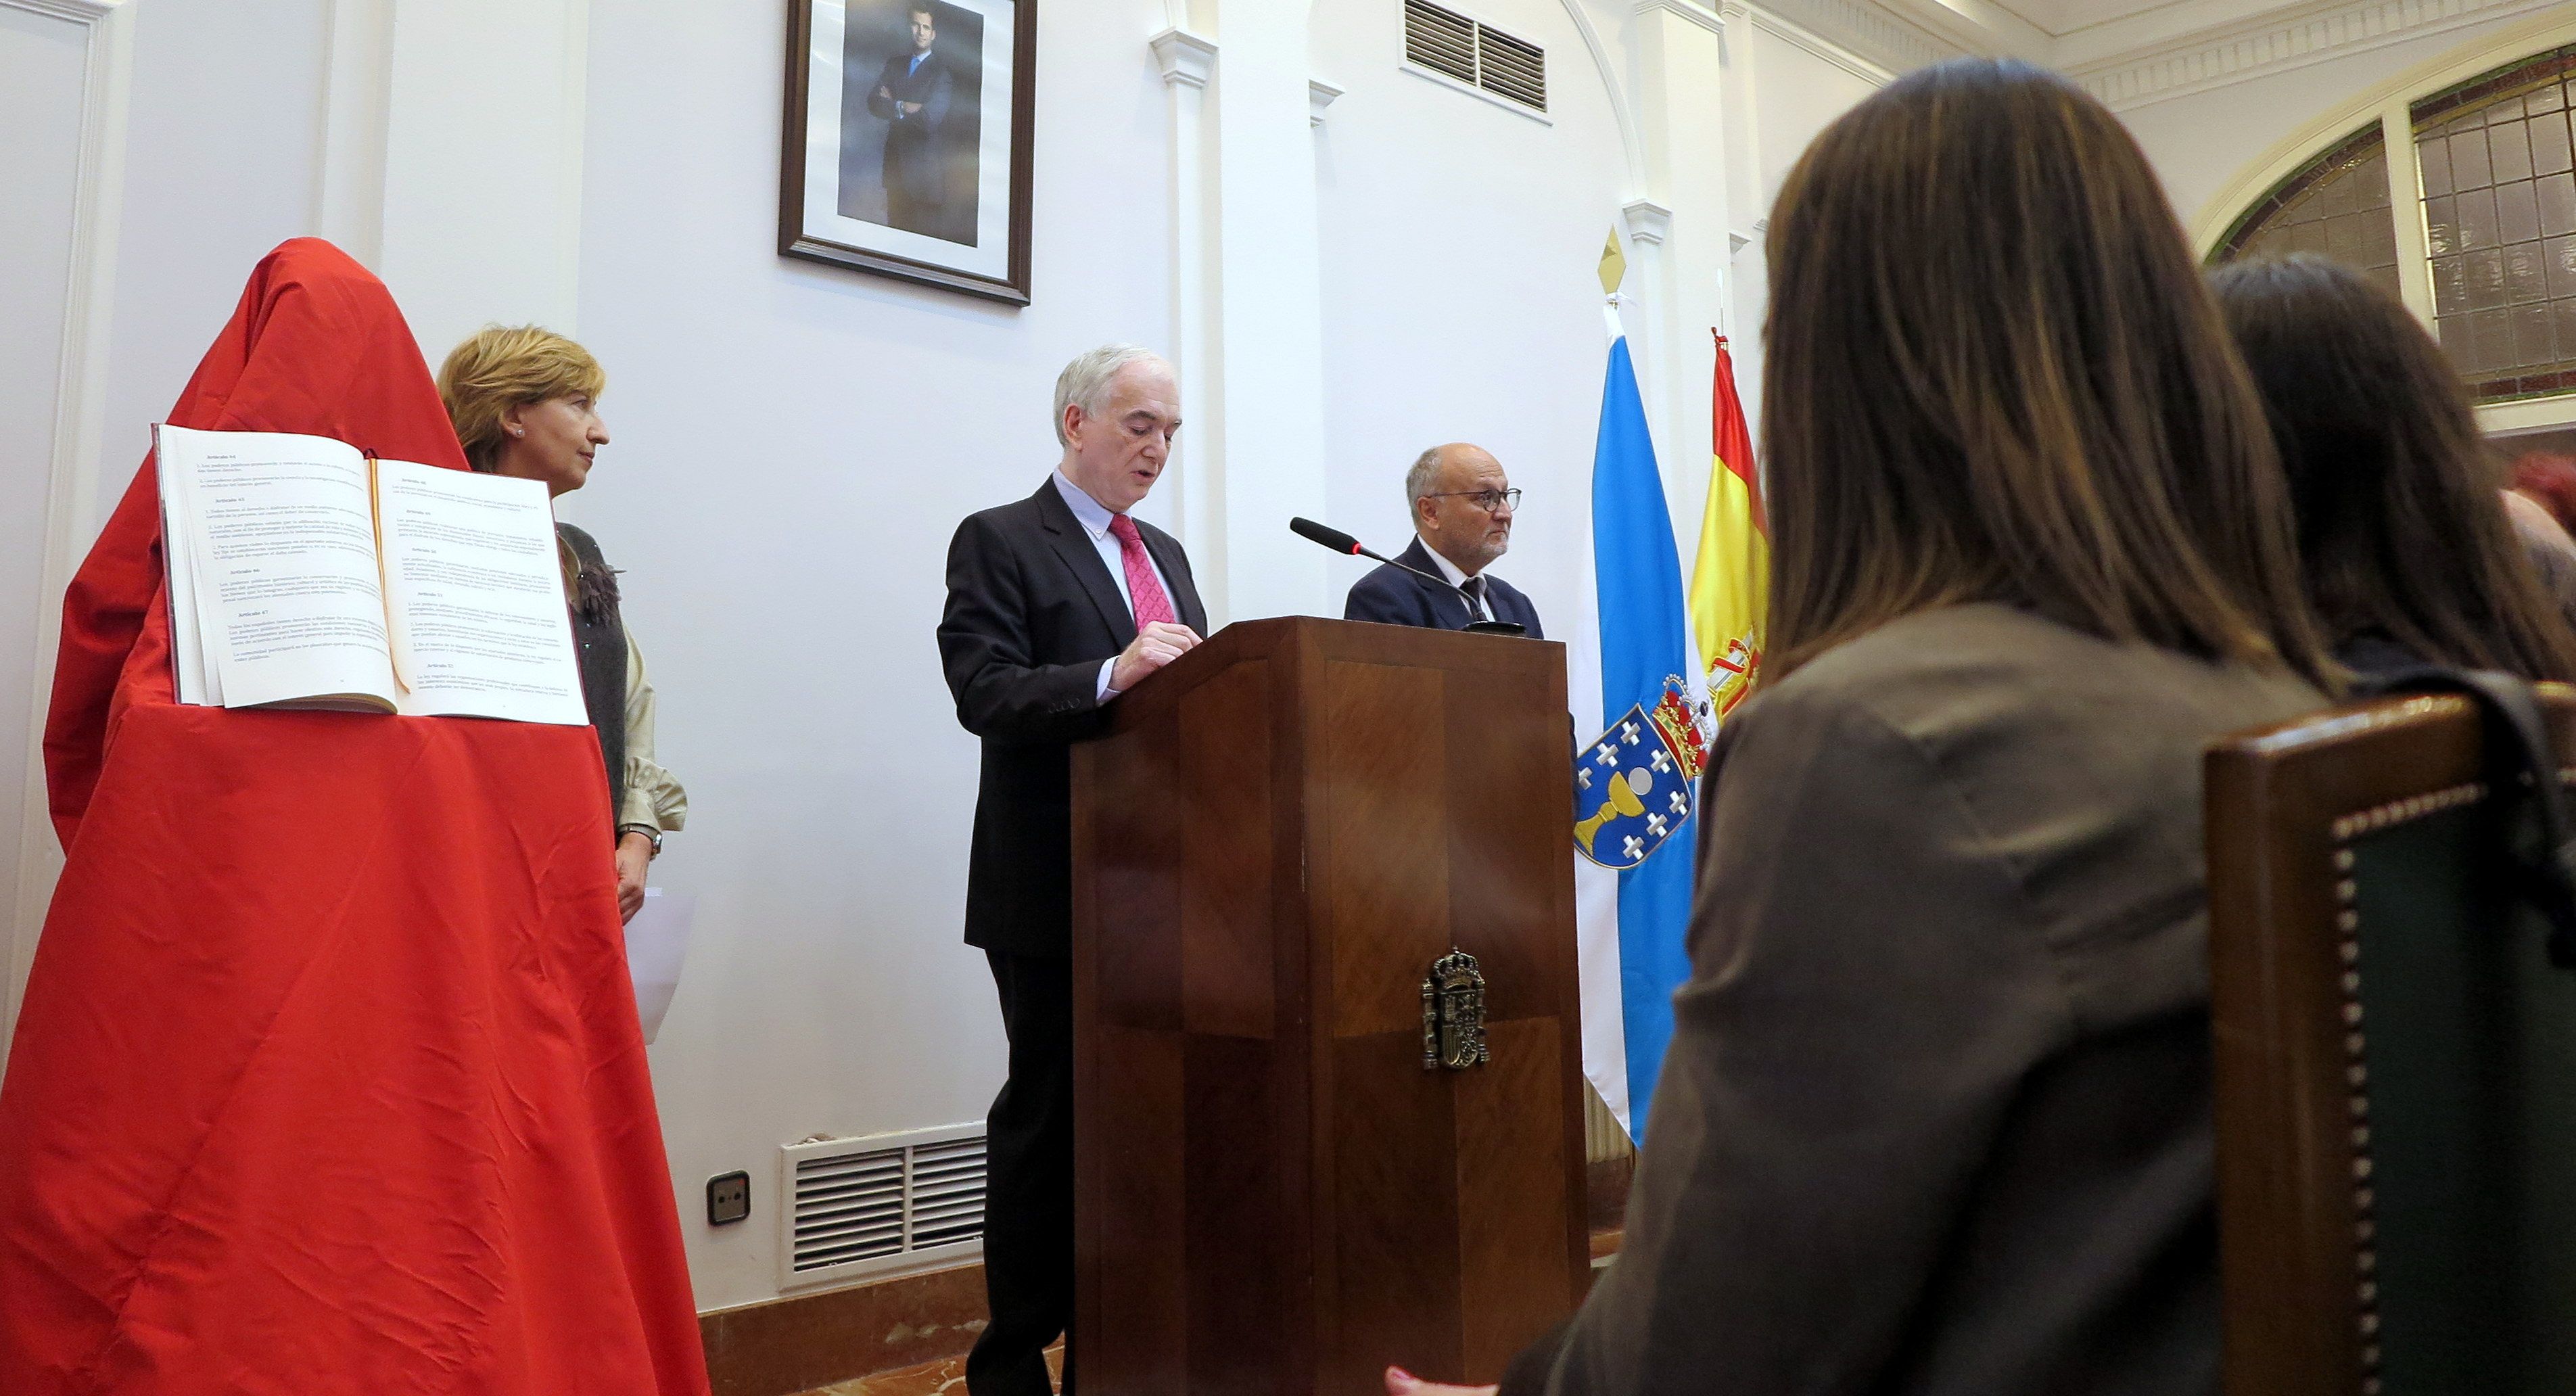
[1344, 442, 1544, 636]
[866, 5, 956, 237]
[936, 345, 1205, 1396]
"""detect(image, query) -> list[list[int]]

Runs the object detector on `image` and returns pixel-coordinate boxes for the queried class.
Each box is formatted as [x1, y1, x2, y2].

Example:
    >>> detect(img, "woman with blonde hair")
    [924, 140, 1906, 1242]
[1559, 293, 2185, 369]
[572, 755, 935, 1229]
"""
[438, 325, 685, 921]
[1392, 58, 2331, 1396]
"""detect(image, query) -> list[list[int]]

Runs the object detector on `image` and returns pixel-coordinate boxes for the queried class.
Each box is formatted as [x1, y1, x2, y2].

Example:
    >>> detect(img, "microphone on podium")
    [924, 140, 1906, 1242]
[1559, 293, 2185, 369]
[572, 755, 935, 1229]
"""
[1287, 517, 1528, 636]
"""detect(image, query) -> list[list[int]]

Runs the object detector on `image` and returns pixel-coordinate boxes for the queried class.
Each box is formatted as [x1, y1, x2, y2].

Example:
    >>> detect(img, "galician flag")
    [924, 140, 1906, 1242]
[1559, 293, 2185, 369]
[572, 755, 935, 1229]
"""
[1574, 243, 1705, 1142]
[1689, 333, 1767, 716]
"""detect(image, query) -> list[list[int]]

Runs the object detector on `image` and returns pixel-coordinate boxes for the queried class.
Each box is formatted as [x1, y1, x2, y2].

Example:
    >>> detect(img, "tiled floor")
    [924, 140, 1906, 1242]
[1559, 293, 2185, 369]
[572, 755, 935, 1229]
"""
[798, 1353, 962, 1395]
[793, 1205, 1624, 1395]
[798, 1343, 1060, 1396]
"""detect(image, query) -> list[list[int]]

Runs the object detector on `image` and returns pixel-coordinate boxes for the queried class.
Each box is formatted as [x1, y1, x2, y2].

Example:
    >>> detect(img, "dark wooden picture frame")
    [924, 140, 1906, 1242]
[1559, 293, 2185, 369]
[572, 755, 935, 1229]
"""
[778, 0, 1036, 306]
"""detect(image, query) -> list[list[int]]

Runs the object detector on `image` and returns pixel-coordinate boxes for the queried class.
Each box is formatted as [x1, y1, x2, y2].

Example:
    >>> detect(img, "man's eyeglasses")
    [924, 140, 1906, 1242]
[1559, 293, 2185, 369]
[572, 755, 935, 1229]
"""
[1425, 488, 1522, 514]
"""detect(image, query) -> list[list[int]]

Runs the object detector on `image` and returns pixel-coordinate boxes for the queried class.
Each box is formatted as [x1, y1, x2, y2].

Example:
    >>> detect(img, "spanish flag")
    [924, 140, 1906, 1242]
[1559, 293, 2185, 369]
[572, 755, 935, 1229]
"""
[1687, 333, 1767, 720]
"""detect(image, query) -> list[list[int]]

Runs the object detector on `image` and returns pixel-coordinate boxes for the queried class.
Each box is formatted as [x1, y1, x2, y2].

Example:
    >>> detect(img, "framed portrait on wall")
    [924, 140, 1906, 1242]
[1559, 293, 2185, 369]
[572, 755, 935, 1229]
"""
[779, 0, 1035, 304]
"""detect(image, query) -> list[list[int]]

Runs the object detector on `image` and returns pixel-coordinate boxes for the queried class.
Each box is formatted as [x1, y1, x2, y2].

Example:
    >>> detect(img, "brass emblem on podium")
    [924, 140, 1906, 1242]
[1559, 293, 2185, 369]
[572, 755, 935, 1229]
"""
[1421, 950, 1490, 1071]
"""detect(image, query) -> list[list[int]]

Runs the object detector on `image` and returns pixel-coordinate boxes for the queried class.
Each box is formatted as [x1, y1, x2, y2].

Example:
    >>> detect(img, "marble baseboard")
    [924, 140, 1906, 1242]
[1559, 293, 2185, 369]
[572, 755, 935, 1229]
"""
[703, 1263, 987, 1396]
[1587, 1155, 1633, 1234]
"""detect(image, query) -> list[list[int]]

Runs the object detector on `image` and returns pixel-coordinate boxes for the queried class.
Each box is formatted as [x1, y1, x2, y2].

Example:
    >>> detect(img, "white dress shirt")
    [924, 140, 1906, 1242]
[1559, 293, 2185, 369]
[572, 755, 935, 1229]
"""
[1052, 471, 1177, 699]
[1420, 538, 1494, 622]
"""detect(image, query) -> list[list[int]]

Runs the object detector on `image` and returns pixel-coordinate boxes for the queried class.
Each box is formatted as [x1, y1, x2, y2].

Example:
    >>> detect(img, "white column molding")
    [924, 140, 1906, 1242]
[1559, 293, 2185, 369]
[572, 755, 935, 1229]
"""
[1149, 26, 1215, 88]
[1204, 0, 1328, 624]
[1151, 27, 1223, 617]
[314, 0, 394, 267]
[1306, 78, 1343, 127]
[1620, 198, 1674, 248]
[377, 0, 591, 355]
[1714, 2, 1769, 369]
[1154, 1, 1330, 627]
[1555, 0, 1645, 191]
[1627, 0, 1733, 519]
[2378, 102, 2438, 335]
[1635, 0, 1723, 37]
[3, 0, 135, 1067]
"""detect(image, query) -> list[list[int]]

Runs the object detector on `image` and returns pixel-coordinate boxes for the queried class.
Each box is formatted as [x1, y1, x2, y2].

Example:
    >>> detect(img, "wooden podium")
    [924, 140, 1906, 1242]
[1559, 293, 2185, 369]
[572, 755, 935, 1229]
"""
[1070, 616, 1588, 1395]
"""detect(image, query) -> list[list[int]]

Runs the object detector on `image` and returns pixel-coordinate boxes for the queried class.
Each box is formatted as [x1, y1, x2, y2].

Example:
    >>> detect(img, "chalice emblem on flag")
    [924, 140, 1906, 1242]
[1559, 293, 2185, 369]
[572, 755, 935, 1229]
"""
[1574, 674, 1709, 870]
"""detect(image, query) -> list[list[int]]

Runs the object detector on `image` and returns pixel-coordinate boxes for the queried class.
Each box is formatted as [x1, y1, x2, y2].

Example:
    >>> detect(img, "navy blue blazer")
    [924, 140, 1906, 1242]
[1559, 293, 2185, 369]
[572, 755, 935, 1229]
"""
[937, 481, 1207, 958]
[1343, 537, 1543, 638]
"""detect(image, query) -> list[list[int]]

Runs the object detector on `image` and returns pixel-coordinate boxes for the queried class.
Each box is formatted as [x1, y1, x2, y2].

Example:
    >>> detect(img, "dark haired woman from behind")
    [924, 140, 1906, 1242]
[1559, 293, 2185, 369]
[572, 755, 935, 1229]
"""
[1387, 59, 2330, 1396]
[2210, 253, 2576, 679]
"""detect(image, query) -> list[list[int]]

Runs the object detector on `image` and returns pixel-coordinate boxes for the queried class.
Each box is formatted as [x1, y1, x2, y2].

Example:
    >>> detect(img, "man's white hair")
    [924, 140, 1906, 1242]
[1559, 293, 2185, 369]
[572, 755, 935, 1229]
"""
[1052, 344, 1169, 446]
[1405, 445, 1450, 506]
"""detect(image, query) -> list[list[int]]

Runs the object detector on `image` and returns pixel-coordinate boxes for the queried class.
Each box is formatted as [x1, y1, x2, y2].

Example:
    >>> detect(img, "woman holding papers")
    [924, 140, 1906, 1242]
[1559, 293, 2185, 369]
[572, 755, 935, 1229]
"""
[439, 326, 687, 922]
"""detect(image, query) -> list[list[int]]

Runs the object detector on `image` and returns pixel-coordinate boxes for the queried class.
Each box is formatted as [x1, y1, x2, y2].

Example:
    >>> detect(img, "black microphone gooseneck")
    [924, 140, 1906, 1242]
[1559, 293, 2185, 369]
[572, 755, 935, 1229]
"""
[1286, 516, 1527, 636]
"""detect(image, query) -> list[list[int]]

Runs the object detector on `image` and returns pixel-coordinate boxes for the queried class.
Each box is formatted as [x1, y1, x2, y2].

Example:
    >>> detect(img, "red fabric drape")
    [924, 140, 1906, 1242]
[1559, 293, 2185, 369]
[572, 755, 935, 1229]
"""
[1, 239, 709, 1396]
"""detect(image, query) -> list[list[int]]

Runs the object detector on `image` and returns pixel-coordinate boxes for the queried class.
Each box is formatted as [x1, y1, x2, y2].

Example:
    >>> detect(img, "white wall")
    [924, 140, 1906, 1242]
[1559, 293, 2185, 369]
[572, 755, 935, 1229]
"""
[1313, 0, 1636, 702]
[1746, 23, 1880, 214]
[0, 0, 113, 1062]
[379, 0, 589, 354]
[91, 0, 327, 520]
[567, 0, 1176, 1311]
[1723, 18, 1887, 489]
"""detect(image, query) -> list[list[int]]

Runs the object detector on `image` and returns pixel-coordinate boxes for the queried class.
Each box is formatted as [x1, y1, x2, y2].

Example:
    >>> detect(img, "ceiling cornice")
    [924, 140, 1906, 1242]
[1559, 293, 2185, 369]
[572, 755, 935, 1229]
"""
[1877, 0, 2051, 59]
[2065, 0, 2566, 110]
[1756, 0, 2567, 112]
[1735, 0, 1964, 76]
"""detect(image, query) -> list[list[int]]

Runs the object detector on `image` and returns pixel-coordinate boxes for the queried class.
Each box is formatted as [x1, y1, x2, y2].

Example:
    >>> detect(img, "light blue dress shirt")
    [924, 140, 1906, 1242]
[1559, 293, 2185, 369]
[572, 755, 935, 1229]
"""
[1052, 471, 1177, 699]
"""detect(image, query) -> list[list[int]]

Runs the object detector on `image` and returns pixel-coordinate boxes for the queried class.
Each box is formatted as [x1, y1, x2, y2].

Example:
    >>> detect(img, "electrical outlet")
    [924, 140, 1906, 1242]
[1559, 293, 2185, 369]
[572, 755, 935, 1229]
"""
[707, 1170, 751, 1226]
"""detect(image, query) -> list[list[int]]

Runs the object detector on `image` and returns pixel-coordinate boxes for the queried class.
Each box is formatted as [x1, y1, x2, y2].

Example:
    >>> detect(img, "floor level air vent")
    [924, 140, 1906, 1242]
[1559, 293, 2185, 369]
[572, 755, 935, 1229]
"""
[1403, 0, 1547, 114]
[778, 1124, 987, 1290]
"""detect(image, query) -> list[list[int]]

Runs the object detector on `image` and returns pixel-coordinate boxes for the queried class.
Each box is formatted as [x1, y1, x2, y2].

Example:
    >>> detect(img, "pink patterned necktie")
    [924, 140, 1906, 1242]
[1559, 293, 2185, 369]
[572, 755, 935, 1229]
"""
[1106, 513, 1178, 629]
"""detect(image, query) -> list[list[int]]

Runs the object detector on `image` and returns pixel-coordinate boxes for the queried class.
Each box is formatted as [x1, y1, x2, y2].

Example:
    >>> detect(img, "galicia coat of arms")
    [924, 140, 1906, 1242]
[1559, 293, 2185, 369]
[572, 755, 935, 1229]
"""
[1574, 675, 1709, 870]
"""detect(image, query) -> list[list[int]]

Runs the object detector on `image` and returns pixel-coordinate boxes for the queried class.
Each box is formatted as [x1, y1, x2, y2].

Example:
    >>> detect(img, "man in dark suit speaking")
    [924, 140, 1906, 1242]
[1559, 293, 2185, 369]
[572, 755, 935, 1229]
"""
[936, 345, 1204, 1396]
[1344, 442, 1544, 636]
[866, 5, 956, 237]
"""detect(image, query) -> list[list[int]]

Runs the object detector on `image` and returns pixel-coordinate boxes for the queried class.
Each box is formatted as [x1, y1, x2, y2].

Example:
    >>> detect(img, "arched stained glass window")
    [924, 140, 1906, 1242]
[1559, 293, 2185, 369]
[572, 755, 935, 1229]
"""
[2414, 43, 2576, 401]
[2210, 124, 2401, 302]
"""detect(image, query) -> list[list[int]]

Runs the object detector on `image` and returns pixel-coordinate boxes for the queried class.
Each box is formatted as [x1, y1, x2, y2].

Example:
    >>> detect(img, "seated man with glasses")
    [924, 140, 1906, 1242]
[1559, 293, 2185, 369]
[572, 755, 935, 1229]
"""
[1344, 442, 1543, 636]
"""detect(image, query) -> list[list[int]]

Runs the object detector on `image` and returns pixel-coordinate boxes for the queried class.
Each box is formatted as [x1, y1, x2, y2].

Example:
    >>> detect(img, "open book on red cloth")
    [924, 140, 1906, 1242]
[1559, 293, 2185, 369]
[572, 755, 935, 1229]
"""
[154, 423, 588, 720]
[0, 238, 710, 1396]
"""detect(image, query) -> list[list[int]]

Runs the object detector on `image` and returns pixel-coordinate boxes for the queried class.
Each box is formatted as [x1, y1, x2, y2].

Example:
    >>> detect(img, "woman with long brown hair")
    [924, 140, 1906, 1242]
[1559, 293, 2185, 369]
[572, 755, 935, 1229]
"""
[1390, 58, 2328, 1396]
[2211, 252, 2576, 678]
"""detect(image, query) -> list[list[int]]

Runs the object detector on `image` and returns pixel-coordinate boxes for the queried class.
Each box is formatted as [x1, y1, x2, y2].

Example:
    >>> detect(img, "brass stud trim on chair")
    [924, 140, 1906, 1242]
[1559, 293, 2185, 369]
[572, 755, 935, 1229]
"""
[2323, 780, 2483, 1391]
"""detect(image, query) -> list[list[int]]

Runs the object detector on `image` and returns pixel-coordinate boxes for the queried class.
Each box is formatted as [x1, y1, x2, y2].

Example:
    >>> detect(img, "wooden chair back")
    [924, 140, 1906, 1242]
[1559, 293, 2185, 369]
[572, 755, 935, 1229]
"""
[2205, 688, 2576, 1395]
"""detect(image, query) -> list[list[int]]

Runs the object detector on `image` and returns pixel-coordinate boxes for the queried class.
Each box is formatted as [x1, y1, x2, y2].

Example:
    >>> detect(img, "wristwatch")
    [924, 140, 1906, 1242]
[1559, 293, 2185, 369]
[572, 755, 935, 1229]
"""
[619, 824, 664, 858]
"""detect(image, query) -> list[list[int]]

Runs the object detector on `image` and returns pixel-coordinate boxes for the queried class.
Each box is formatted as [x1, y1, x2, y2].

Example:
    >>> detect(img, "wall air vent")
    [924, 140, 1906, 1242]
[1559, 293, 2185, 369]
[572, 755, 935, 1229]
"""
[1405, 0, 1478, 84]
[1473, 26, 1545, 111]
[1403, 0, 1547, 115]
[778, 1123, 987, 1290]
